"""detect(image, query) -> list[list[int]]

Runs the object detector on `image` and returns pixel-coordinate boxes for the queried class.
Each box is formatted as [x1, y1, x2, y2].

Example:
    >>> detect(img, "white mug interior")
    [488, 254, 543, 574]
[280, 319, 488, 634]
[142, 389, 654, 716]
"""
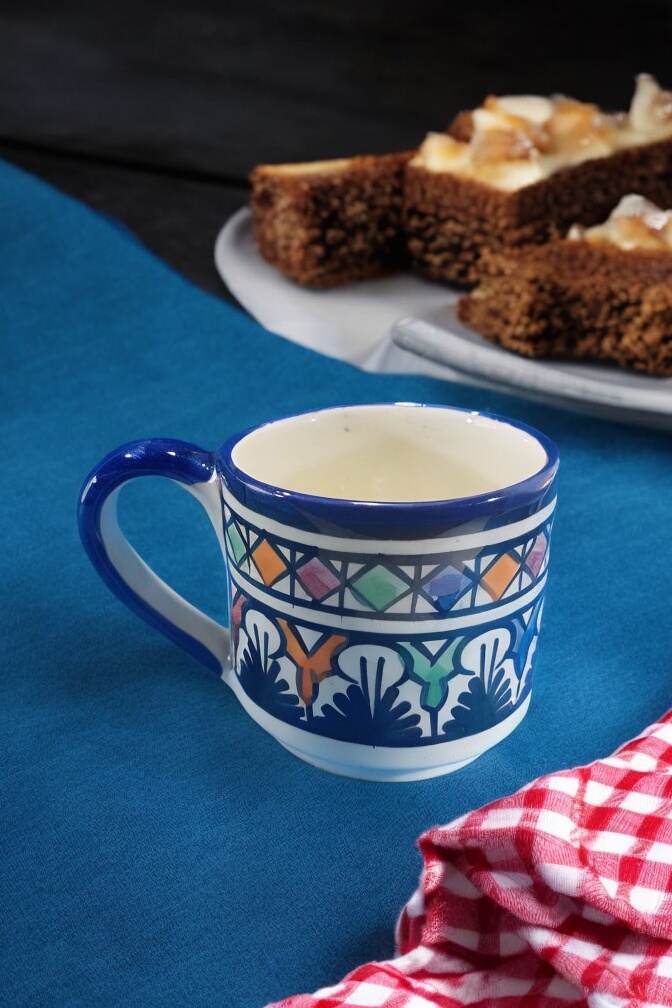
[230, 403, 549, 503]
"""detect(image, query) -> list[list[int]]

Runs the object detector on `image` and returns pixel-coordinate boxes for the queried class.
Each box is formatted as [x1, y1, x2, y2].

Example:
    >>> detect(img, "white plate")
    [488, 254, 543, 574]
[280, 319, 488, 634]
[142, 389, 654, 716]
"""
[215, 209, 672, 428]
[392, 306, 672, 429]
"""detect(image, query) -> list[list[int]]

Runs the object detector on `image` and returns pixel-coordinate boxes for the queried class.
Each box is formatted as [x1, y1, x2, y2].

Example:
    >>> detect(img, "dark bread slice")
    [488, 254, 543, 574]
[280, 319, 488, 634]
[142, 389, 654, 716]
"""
[457, 239, 672, 375]
[249, 152, 411, 288]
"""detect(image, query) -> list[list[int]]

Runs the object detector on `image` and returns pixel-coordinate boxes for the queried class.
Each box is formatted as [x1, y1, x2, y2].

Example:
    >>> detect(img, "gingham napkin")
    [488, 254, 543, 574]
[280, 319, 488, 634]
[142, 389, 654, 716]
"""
[267, 713, 672, 1008]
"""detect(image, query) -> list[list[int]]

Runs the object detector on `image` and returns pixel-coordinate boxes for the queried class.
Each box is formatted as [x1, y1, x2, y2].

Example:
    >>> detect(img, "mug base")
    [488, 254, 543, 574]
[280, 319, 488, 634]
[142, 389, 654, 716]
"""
[227, 673, 531, 781]
[277, 740, 481, 781]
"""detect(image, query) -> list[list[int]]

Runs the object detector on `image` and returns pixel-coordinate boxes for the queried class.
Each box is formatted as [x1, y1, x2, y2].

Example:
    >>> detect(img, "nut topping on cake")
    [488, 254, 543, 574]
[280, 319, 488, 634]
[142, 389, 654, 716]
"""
[628, 73, 672, 134]
[568, 194, 672, 250]
[412, 74, 672, 191]
[471, 104, 553, 162]
[546, 98, 614, 154]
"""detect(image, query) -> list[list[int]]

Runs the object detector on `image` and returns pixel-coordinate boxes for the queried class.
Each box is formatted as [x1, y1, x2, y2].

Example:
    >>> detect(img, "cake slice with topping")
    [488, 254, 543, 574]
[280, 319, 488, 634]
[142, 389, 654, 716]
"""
[404, 73, 672, 287]
[456, 194, 672, 375]
[249, 152, 411, 288]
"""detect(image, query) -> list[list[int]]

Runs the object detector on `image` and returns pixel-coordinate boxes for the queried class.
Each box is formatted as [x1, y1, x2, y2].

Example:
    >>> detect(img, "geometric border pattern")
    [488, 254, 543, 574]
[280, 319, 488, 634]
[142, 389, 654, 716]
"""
[224, 503, 552, 619]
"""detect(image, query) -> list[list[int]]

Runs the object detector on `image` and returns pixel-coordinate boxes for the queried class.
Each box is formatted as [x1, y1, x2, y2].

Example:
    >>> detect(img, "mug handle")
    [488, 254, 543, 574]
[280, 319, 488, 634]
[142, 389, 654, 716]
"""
[78, 438, 230, 676]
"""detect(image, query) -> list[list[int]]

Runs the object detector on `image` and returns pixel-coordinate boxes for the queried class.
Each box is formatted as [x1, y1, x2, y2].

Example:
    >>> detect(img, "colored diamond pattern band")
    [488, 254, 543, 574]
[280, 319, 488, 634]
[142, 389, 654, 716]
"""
[223, 502, 553, 619]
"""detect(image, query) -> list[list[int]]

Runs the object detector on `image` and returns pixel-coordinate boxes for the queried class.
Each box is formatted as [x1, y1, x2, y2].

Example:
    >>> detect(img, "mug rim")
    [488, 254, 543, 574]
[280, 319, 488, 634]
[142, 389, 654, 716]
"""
[217, 402, 559, 535]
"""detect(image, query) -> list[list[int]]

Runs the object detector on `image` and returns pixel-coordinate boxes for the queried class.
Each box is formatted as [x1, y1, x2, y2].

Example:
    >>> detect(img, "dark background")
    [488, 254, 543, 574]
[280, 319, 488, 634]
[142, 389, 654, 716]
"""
[2, 0, 672, 299]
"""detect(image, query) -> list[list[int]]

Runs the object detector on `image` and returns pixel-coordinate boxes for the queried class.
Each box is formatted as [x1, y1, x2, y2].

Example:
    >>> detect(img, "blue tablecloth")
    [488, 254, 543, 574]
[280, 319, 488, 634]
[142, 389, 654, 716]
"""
[2, 157, 671, 1008]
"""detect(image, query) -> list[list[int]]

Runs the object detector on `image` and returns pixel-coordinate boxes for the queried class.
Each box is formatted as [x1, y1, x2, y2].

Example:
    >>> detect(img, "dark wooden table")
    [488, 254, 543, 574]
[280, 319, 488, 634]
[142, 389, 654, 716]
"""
[3, 0, 672, 302]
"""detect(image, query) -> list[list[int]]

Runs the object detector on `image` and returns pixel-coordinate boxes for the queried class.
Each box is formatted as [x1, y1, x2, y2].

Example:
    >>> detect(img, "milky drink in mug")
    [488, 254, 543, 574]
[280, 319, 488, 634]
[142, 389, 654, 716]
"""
[78, 402, 559, 781]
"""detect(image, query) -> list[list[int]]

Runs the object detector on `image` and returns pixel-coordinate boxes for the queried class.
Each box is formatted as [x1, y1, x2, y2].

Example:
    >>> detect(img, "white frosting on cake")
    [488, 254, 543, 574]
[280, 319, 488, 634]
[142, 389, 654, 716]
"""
[494, 95, 554, 124]
[412, 74, 672, 191]
[568, 193, 672, 250]
[260, 158, 353, 176]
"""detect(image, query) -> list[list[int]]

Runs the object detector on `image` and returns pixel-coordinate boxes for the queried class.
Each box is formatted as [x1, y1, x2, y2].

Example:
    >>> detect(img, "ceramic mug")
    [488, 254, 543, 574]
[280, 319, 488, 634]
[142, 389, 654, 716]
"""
[78, 402, 559, 781]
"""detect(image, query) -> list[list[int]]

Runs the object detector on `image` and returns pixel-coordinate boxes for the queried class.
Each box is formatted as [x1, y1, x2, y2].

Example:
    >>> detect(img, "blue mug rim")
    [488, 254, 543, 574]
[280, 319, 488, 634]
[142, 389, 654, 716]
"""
[217, 402, 559, 536]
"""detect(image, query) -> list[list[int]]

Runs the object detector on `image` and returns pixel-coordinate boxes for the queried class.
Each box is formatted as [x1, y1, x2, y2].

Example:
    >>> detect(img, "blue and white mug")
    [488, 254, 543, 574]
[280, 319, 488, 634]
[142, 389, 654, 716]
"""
[78, 402, 559, 781]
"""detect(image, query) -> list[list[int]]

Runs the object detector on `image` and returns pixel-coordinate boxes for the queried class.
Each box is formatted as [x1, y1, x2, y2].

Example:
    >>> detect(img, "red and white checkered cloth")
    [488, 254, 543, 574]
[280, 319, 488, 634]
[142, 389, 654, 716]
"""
[267, 713, 672, 1008]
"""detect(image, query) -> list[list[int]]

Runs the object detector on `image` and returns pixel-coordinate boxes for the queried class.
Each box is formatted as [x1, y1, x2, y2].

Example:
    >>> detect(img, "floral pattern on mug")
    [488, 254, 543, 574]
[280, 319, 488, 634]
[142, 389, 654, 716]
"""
[232, 597, 544, 747]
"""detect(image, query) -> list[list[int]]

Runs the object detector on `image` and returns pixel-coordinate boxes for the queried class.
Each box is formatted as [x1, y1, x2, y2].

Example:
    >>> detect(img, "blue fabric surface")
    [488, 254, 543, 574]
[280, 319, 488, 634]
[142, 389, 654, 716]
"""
[2, 155, 672, 1008]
